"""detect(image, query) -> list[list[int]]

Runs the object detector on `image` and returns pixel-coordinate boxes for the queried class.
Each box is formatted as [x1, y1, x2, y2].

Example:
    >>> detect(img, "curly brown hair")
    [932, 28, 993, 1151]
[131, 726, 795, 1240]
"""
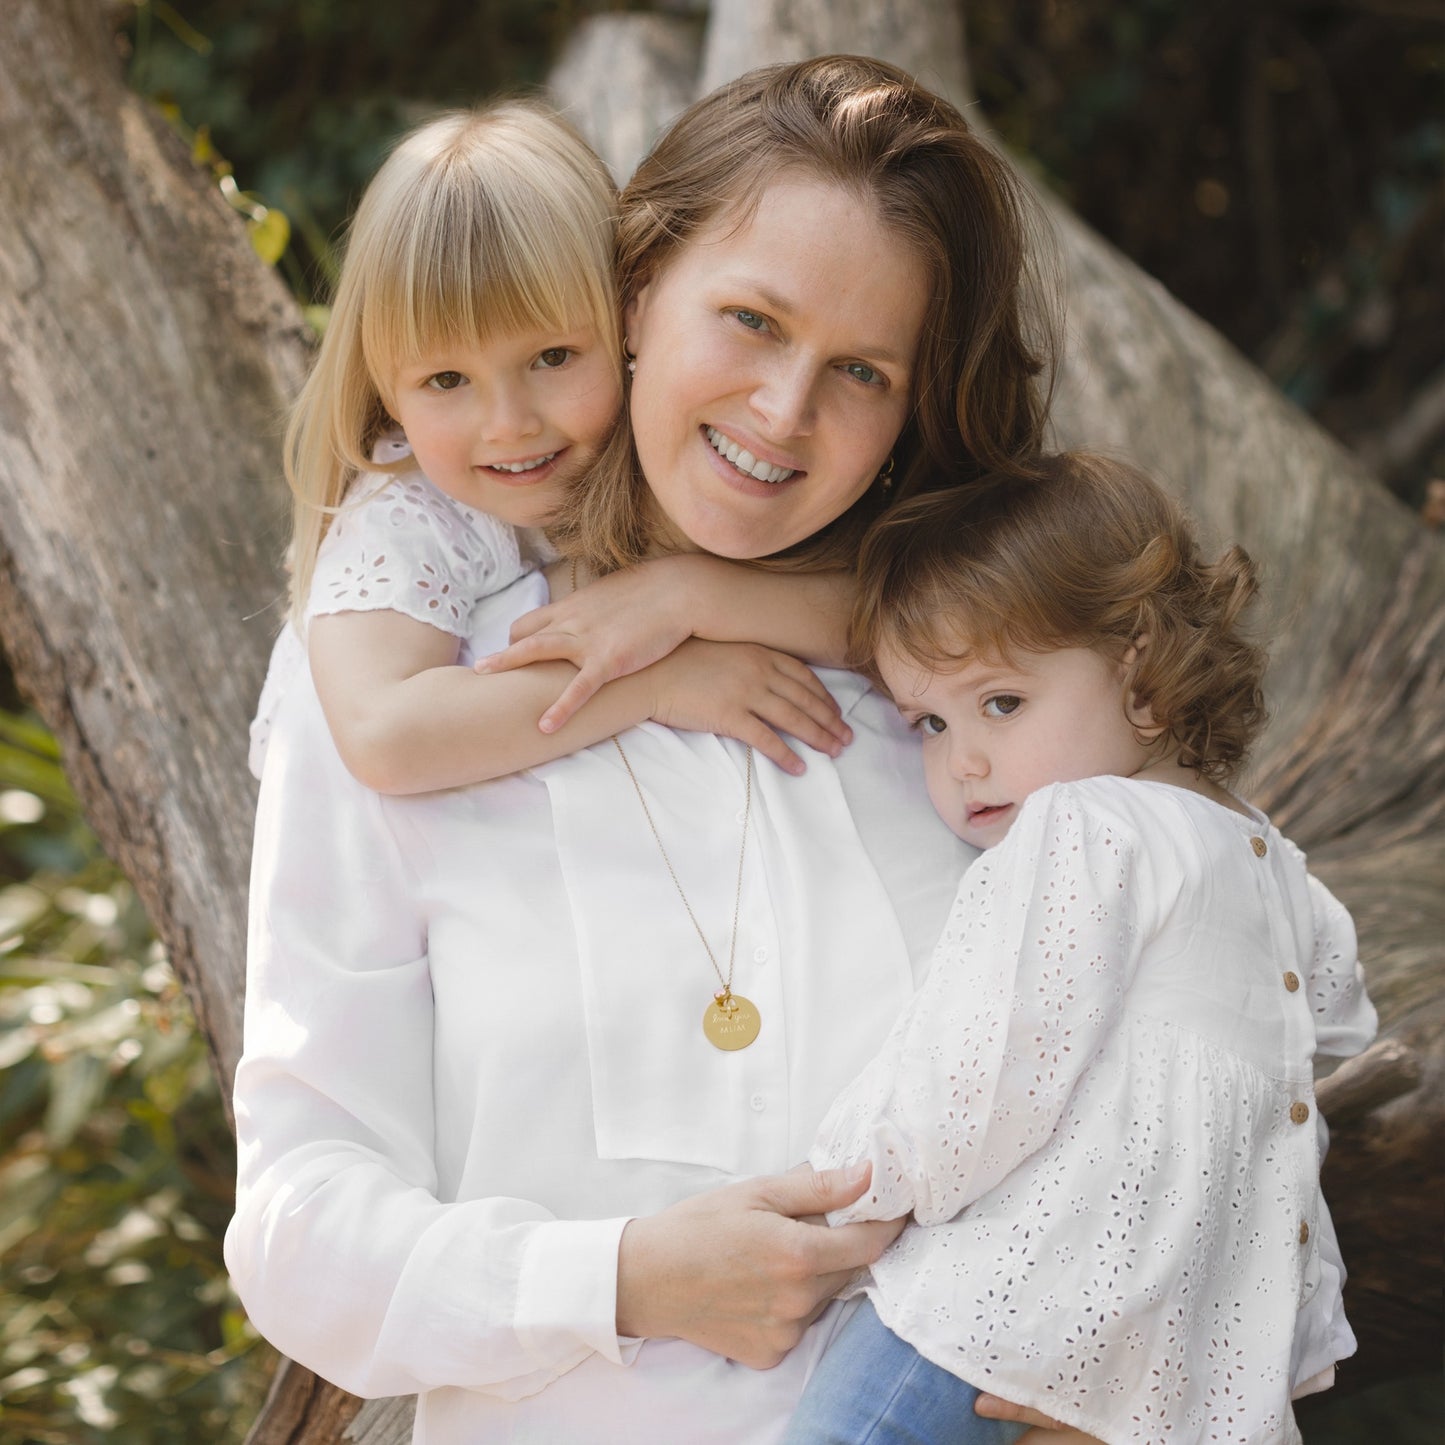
[852, 452, 1268, 781]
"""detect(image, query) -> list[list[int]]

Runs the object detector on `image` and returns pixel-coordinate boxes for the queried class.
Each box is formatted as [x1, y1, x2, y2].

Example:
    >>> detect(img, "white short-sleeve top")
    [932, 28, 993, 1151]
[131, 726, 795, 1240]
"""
[247, 441, 548, 779]
[811, 775, 1377, 1445]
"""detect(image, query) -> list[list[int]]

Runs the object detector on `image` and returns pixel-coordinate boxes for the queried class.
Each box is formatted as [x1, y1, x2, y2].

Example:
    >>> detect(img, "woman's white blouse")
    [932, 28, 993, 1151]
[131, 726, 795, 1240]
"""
[224, 569, 975, 1444]
[811, 776, 1376, 1445]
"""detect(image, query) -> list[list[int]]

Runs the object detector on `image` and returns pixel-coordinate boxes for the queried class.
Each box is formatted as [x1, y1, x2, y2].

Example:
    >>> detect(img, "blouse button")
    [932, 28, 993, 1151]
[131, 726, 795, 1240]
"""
[750, 1093, 767, 1113]
[1250, 836, 1268, 857]
[753, 945, 770, 964]
[1283, 971, 1300, 992]
[1289, 1101, 1310, 1125]
[1299, 1220, 1310, 1245]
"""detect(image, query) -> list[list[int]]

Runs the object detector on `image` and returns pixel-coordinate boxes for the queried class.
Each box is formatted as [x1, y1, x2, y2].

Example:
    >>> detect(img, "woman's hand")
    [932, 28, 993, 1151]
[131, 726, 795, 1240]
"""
[647, 639, 850, 776]
[974, 1395, 1106, 1444]
[477, 561, 695, 732]
[616, 1163, 904, 1369]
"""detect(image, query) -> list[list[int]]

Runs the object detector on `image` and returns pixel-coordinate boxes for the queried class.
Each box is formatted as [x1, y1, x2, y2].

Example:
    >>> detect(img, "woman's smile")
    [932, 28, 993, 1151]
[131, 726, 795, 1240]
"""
[625, 172, 930, 559]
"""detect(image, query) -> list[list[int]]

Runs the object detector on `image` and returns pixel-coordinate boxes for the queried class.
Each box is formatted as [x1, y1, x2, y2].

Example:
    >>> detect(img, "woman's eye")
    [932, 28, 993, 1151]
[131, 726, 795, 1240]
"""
[913, 713, 947, 737]
[732, 308, 768, 332]
[536, 348, 572, 369]
[844, 361, 882, 386]
[426, 371, 466, 392]
[983, 695, 1022, 719]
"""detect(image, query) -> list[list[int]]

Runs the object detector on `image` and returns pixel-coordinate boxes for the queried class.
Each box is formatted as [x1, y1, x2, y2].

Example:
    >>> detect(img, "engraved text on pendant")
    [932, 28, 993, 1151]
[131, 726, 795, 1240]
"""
[703, 991, 761, 1051]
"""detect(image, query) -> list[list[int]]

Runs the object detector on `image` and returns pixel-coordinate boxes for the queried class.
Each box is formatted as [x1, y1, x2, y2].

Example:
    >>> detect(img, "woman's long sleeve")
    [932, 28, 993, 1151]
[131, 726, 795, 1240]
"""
[224, 688, 629, 1400]
[812, 784, 1149, 1226]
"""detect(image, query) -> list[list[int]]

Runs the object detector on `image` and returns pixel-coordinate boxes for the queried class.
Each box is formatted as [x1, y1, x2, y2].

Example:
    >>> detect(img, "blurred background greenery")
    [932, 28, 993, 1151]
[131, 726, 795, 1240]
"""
[1, 1, 1440, 1440]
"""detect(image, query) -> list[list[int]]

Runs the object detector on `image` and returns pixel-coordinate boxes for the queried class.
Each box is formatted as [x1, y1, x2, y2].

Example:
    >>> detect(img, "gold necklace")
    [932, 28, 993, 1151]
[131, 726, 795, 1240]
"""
[611, 736, 762, 1051]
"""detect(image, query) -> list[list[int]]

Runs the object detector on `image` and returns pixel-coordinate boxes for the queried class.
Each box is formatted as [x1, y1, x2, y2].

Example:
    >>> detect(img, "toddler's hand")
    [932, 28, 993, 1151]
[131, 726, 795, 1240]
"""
[975, 1395, 1103, 1443]
[475, 563, 690, 732]
[649, 640, 851, 776]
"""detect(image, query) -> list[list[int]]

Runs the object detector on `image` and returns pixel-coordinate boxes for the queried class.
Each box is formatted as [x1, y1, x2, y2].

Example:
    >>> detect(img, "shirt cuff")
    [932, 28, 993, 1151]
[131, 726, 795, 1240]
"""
[515, 1216, 634, 1367]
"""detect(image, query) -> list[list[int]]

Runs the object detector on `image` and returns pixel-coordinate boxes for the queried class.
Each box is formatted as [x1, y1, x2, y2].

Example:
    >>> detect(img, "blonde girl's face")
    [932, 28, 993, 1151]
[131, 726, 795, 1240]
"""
[881, 642, 1159, 850]
[388, 324, 620, 529]
[624, 173, 931, 559]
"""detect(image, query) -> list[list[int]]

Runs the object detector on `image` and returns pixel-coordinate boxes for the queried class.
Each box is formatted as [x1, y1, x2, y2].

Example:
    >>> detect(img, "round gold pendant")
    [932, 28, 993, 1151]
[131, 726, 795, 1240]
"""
[703, 990, 761, 1051]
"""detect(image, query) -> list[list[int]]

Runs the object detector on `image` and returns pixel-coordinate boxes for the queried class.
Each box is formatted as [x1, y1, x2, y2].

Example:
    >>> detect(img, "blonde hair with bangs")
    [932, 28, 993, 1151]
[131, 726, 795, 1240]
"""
[853, 453, 1268, 782]
[284, 100, 620, 619]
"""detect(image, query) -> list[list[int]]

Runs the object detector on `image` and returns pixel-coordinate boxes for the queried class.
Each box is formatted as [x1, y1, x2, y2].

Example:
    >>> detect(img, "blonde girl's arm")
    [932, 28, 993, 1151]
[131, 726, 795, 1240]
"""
[475, 556, 856, 733]
[307, 608, 851, 794]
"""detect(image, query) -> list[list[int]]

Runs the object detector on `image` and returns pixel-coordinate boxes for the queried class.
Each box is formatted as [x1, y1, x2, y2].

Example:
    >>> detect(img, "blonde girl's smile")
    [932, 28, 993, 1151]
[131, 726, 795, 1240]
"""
[388, 326, 620, 529]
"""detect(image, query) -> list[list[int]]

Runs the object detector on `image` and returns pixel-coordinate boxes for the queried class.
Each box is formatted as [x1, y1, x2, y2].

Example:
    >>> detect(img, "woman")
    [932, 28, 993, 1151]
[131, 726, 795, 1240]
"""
[226, 56, 1096, 1443]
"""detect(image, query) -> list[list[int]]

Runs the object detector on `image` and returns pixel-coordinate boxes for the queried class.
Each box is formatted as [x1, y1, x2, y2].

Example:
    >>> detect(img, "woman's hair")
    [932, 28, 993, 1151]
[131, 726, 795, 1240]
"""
[556, 54, 1057, 573]
[852, 452, 1268, 781]
[283, 100, 620, 619]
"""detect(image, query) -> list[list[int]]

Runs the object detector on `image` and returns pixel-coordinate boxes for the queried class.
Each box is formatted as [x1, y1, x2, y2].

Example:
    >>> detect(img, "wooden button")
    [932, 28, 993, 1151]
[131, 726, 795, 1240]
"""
[1283, 971, 1300, 992]
[1290, 1101, 1310, 1125]
[1299, 1221, 1310, 1244]
[1250, 836, 1268, 857]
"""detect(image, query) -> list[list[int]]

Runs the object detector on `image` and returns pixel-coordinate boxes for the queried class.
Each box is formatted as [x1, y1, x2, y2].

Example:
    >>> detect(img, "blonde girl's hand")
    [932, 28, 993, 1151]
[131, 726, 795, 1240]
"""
[646, 639, 850, 776]
[475, 561, 695, 733]
[974, 1395, 1106, 1444]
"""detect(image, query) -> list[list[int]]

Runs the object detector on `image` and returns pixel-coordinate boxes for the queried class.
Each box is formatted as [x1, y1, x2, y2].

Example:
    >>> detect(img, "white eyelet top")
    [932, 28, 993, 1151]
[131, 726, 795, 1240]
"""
[812, 775, 1377, 1445]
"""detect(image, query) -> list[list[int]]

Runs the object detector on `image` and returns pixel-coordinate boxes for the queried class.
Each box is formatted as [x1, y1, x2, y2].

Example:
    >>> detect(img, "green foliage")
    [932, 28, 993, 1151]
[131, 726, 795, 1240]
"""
[121, 0, 620, 303]
[0, 716, 273, 1445]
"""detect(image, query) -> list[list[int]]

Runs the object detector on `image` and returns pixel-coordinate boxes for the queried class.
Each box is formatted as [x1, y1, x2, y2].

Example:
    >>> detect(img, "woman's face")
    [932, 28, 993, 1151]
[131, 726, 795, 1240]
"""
[624, 172, 931, 559]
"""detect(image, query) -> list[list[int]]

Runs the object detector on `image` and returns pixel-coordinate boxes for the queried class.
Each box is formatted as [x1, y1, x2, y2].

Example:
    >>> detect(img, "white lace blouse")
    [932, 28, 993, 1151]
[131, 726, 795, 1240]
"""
[247, 440, 539, 779]
[811, 776, 1376, 1445]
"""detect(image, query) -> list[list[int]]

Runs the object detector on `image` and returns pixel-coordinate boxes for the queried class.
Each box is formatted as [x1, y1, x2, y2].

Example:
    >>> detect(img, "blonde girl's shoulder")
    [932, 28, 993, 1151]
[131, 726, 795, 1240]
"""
[308, 453, 525, 638]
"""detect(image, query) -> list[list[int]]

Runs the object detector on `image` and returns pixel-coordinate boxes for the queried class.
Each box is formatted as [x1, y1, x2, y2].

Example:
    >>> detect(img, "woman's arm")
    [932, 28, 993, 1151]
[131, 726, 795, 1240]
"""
[616, 1165, 903, 1369]
[477, 556, 856, 732]
[308, 607, 850, 792]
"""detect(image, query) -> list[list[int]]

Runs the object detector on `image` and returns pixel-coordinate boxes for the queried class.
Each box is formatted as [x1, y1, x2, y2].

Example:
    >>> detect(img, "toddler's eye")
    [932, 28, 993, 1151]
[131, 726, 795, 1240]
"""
[913, 713, 947, 737]
[536, 348, 572, 369]
[732, 309, 768, 332]
[426, 371, 466, 392]
[844, 361, 882, 386]
[983, 695, 1022, 718]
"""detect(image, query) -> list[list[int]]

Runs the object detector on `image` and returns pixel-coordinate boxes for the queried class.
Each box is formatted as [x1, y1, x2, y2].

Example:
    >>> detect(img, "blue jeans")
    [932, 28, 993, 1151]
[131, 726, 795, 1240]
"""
[782, 1299, 1028, 1445]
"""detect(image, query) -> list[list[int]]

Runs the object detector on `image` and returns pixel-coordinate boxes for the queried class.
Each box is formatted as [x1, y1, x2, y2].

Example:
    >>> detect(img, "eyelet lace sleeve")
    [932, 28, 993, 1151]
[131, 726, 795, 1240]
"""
[1301, 867, 1376, 1058]
[306, 469, 523, 637]
[813, 781, 1150, 1226]
[247, 465, 527, 780]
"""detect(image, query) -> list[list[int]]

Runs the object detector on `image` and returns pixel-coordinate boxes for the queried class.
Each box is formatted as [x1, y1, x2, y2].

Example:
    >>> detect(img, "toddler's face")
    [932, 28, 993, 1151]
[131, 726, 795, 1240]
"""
[388, 324, 620, 529]
[880, 642, 1157, 849]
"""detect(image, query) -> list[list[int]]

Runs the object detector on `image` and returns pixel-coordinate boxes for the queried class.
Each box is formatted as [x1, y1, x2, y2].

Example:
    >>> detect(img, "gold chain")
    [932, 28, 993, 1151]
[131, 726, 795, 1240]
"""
[611, 736, 753, 1001]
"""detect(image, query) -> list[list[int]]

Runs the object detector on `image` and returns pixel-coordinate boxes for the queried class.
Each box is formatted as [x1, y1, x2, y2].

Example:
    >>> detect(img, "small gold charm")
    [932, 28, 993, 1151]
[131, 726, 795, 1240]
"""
[703, 990, 761, 1051]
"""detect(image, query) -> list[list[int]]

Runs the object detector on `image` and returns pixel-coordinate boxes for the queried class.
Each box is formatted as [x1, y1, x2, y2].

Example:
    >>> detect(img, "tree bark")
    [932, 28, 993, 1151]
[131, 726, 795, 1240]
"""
[0, 3, 1437, 1443]
[0, 0, 310, 1099]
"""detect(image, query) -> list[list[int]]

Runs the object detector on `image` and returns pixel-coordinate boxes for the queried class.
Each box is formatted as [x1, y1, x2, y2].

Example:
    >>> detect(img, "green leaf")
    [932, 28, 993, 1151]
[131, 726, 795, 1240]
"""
[247, 208, 290, 266]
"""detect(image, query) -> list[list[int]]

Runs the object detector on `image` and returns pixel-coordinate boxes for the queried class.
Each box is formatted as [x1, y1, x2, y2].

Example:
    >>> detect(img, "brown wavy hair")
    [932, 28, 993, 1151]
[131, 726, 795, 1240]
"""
[554, 54, 1056, 573]
[852, 452, 1268, 781]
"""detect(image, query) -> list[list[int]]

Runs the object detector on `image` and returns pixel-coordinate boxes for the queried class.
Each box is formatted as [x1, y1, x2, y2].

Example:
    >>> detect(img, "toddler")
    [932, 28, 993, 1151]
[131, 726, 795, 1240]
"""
[785, 453, 1376, 1445]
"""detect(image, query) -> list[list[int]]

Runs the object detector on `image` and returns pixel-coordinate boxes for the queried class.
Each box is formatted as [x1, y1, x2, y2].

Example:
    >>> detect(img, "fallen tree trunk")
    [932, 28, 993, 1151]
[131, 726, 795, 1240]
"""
[0, 3, 1436, 1443]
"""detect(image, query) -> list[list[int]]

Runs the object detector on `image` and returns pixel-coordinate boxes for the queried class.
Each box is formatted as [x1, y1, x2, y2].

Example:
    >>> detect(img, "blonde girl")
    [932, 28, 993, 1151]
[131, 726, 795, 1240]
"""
[789, 453, 1375, 1445]
[250, 99, 852, 795]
